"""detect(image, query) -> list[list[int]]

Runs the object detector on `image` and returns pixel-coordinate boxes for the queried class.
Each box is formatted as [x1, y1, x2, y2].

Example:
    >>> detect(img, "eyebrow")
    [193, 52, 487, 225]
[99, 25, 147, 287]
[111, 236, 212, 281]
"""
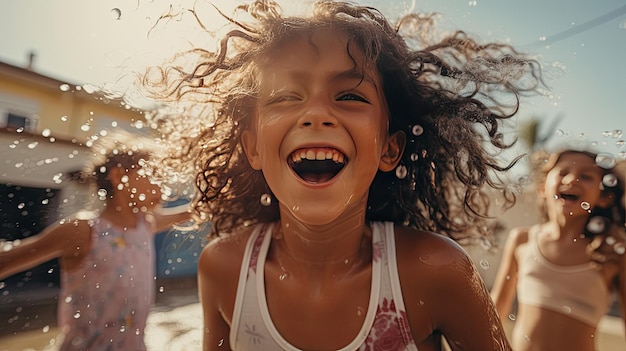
[333, 68, 378, 88]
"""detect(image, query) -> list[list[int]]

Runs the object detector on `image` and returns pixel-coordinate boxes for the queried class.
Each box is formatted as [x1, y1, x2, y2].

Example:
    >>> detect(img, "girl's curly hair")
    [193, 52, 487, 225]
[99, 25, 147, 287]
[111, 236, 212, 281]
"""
[142, 0, 544, 241]
[73, 130, 158, 196]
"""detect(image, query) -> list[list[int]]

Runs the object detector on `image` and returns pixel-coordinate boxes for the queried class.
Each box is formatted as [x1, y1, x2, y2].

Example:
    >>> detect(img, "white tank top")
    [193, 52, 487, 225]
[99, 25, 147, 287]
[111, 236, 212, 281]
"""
[516, 227, 610, 326]
[230, 221, 418, 351]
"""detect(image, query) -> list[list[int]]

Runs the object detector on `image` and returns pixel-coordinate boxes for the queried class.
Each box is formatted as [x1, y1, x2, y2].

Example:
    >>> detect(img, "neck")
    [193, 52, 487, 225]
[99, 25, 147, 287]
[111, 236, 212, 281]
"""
[544, 214, 589, 240]
[273, 204, 371, 273]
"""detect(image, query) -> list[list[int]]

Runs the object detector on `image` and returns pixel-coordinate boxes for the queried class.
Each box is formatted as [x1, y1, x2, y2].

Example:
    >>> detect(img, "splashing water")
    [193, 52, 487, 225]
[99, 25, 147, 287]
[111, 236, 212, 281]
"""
[602, 174, 617, 187]
[595, 153, 616, 169]
[260, 193, 272, 206]
[111, 8, 122, 20]
[395, 164, 408, 179]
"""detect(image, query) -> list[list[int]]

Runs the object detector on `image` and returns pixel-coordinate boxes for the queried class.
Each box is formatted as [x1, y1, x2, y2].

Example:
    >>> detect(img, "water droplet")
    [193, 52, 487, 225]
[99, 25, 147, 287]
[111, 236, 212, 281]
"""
[580, 202, 590, 210]
[60, 115, 68, 122]
[595, 153, 616, 169]
[121, 175, 129, 183]
[138, 194, 146, 201]
[587, 216, 606, 234]
[602, 174, 617, 187]
[73, 311, 81, 319]
[80, 124, 91, 132]
[59, 84, 70, 92]
[508, 313, 516, 321]
[260, 193, 272, 206]
[97, 189, 107, 198]
[41, 129, 51, 137]
[42, 325, 50, 333]
[614, 243, 625, 255]
[605, 236, 616, 245]
[279, 272, 288, 280]
[479, 237, 492, 250]
[111, 8, 122, 20]
[555, 129, 565, 136]
[395, 164, 408, 179]
[159, 286, 164, 293]
[411, 124, 424, 136]
[218, 339, 224, 347]
[518, 175, 531, 186]
[479, 259, 490, 270]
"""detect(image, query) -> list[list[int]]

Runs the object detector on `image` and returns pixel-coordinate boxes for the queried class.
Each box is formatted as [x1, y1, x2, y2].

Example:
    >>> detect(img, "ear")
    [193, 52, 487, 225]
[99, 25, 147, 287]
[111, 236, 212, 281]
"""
[379, 131, 406, 172]
[241, 130, 263, 170]
[107, 167, 124, 189]
[597, 192, 615, 209]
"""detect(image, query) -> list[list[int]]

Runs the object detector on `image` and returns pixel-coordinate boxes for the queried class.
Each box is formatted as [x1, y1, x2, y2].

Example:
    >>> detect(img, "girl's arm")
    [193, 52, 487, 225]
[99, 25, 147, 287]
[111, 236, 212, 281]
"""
[197, 234, 246, 351]
[0, 215, 93, 279]
[617, 237, 626, 340]
[432, 241, 512, 350]
[150, 203, 193, 234]
[397, 229, 512, 350]
[490, 227, 526, 323]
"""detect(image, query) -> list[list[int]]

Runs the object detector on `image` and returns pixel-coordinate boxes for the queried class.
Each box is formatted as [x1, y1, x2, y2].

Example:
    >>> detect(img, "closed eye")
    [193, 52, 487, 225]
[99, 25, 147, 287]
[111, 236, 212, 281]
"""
[337, 93, 370, 103]
[265, 94, 300, 105]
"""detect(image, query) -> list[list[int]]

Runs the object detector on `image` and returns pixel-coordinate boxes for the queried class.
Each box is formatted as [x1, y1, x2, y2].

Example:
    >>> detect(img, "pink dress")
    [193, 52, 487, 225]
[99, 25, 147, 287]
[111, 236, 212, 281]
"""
[58, 217, 155, 350]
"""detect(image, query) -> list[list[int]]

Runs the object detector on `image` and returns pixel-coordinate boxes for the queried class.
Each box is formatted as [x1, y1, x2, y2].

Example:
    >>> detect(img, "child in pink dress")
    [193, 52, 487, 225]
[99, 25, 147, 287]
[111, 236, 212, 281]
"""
[0, 130, 191, 350]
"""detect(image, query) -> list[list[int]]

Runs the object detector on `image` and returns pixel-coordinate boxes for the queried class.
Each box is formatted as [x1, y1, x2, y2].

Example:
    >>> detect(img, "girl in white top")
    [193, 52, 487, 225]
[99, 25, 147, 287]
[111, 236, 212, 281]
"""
[143, 1, 544, 350]
[491, 149, 626, 351]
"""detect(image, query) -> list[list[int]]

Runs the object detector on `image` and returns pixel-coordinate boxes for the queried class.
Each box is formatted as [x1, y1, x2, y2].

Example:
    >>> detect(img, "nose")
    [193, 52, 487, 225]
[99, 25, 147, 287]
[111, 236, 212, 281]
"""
[562, 173, 578, 184]
[297, 97, 338, 128]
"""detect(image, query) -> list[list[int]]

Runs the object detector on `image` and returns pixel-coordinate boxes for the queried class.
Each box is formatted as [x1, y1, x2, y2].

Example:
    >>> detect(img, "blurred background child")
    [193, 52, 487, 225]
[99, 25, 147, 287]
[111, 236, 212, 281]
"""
[491, 148, 626, 351]
[0, 130, 191, 351]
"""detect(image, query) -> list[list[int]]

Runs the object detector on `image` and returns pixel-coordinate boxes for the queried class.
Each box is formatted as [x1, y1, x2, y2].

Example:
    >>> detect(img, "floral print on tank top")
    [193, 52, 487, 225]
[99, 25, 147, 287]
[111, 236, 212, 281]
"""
[239, 222, 417, 351]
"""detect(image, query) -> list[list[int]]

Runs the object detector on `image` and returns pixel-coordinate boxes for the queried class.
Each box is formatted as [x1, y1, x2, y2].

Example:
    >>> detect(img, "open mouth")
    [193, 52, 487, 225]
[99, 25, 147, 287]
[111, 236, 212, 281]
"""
[288, 147, 346, 183]
[559, 192, 579, 201]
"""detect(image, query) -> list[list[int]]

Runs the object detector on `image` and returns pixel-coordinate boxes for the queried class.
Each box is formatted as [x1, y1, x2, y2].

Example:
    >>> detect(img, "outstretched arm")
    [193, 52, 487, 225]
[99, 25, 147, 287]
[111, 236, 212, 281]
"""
[150, 203, 194, 233]
[0, 214, 93, 279]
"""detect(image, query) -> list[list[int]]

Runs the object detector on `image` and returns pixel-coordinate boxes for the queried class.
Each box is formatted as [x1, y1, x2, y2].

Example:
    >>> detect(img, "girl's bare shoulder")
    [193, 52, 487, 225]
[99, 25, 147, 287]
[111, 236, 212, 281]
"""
[198, 226, 255, 278]
[507, 226, 531, 245]
[394, 226, 471, 266]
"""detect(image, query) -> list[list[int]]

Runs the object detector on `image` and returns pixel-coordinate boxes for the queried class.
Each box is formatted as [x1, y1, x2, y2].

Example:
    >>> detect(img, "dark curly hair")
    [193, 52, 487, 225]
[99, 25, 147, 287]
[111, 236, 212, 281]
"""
[73, 129, 158, 196]
[142, 0, 544, 241]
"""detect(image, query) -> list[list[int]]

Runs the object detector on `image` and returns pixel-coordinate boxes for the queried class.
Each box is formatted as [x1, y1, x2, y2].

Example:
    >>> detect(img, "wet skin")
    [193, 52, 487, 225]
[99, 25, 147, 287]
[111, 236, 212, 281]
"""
[491, 153, 626, 351]
[199, 28, 512, 351]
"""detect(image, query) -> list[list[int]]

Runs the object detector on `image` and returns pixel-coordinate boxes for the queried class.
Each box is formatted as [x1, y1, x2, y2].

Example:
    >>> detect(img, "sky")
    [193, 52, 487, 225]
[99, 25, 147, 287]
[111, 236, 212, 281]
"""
[0, 0, 624, 159]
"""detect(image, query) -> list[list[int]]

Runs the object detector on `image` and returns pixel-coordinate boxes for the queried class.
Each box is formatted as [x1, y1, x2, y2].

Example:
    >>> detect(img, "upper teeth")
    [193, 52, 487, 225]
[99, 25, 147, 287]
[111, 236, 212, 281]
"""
[291, 148, 345, 163]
